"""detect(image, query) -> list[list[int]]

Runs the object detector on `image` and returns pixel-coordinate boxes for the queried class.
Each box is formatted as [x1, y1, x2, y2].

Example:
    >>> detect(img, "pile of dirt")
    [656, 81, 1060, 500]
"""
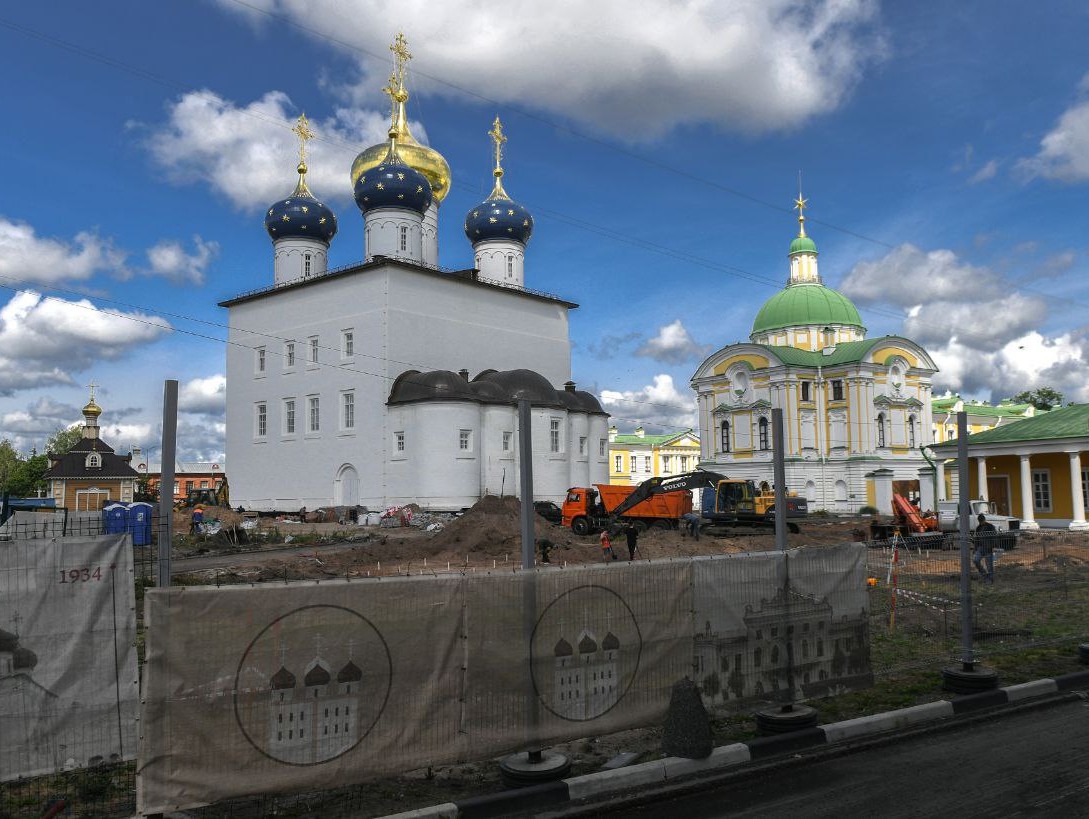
[427, 495, 575, 557]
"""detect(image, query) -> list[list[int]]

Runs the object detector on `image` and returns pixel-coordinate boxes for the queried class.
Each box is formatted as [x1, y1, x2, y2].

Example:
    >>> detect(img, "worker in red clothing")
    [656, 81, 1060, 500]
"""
[600, 529, 616, 562]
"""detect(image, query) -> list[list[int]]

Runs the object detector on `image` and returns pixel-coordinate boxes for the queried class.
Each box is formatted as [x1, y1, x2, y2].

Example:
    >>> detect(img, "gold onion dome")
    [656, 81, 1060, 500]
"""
[350, 34, 451, 203]
[83, 383, 102, 418]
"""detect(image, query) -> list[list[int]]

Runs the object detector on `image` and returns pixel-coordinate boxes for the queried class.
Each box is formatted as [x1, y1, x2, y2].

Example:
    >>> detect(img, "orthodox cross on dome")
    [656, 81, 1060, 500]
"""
[389, 32, 412, 98]
[87, 380, 98, 402]
[487, 115, 510, 199]
[292, 113, 315, 169]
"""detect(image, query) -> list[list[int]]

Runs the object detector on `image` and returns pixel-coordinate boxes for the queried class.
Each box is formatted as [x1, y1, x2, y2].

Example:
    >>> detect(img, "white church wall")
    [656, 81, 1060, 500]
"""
[473, 239, 525, 287]
[385, 266, 572, 386]
[589, 415, 609, 487]
[413, 402, 481, 509]
[226, 261, 579, 511]
[481, 404, 517, 498]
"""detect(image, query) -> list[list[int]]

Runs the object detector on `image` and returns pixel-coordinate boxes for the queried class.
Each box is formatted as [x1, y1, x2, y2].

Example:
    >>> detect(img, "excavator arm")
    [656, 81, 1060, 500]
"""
[608, 470, 727, 522]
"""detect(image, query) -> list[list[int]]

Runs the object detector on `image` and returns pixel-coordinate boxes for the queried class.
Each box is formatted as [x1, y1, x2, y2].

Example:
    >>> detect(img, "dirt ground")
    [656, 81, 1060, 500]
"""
[174, 496, 875, 582]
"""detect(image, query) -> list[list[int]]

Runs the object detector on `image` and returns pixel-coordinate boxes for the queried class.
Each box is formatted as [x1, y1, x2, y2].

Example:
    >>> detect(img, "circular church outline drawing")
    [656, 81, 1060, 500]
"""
[233, 604, 392, 766]
[530, 584, 643, 722]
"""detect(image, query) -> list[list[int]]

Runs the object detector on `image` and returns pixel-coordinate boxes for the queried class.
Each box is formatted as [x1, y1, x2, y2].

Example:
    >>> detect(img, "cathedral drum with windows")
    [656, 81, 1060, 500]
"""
[690, 194, 937, 513]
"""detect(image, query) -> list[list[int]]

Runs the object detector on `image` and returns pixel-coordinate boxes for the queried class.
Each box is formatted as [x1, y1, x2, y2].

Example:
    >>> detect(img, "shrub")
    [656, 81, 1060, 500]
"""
[858, 505, 879, 517]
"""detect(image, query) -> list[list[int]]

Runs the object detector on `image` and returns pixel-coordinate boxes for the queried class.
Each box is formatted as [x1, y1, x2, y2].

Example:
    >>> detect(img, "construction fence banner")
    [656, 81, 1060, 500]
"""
[0, 534, 139, 781]
[138, 544, 869, 814]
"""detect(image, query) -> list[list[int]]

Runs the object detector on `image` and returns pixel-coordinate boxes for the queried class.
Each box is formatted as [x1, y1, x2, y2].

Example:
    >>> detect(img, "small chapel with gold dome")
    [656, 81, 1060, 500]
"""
[690, 195, 938, 513]
[222, 34, 609, 512]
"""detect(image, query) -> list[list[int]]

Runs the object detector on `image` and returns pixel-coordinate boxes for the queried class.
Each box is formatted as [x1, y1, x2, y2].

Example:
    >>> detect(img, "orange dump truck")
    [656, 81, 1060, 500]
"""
[561, 483, 692, 535]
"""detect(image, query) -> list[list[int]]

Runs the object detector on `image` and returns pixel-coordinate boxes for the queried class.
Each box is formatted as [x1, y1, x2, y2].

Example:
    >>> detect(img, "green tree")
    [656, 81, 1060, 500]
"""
[46, 424, 83, 455]
[1009, 387, 1064, 411]
[0, 439, 20, 491]
[6, 454, 49, 497]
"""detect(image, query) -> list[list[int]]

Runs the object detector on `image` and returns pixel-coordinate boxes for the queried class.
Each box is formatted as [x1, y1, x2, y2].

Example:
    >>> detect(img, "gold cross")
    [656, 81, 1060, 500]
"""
[292, 113, 315, 166]
[488, 115, 507, 175]
[390, 32, 411, 94]
[87, 380, 98, 402]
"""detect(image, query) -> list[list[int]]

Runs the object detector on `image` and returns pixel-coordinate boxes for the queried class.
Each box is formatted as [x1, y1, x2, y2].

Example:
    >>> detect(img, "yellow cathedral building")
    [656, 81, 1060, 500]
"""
[690, 195, 938, 513]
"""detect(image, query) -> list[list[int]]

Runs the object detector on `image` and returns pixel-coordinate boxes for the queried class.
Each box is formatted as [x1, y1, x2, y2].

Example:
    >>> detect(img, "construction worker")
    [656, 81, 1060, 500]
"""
[600, 529, 616, 562]
[190, 505, 204, 535]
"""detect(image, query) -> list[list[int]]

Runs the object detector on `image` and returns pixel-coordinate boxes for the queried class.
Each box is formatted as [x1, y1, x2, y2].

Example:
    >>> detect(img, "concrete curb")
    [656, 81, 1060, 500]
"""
[381, 672, 1089, 818]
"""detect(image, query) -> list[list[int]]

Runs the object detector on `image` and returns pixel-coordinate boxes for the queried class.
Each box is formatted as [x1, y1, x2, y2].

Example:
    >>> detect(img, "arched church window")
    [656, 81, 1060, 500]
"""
[304, 253, 311, 276]
[507, 254, 514, 276]
[758, 417, 769, 450]
[876, 413, 886, 448]
[399, 225, 408, 252]
[720, 421, 730, 453]
[908, 415, 916, 448]
[86, 452, 101, 469]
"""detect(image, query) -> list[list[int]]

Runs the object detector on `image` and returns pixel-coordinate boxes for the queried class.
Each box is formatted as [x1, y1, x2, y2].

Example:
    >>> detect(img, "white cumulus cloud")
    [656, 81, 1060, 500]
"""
[213, 0, 886, 138]
[141, 90, 394, 209]
[841, 244, 1089, 402]
[599, 373, 696, 432]
[0, 291, 172, 396]
[143, 236, 220, 285]
[178, 375, 227, 414]
[0, 217, 128, 285]
[1018, 95, 1089, 182]
[635, 320, 712, 364]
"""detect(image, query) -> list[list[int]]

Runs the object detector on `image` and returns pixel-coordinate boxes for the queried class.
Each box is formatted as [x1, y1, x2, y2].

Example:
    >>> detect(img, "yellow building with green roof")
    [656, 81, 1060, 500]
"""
[607, 426, 701, 487]
[690, 194, 938, 513]
[930, 403, 1088, 530]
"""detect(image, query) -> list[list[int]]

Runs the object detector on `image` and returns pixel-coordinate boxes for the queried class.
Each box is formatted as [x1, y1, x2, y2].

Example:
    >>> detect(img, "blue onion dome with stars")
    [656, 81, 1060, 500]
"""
[464, 116, 533, 245]
[264, 162, 338, 243]
[353, 136, 433, 216]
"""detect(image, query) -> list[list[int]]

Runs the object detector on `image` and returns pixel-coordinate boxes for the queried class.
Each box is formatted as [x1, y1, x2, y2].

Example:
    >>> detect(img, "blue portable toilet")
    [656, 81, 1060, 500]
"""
[127, 502, 154, 547]
[103, 503, 128, 535]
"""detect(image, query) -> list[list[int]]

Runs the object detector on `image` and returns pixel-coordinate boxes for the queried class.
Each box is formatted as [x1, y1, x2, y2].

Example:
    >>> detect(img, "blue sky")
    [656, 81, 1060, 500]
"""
[2, 0, 1089, 462]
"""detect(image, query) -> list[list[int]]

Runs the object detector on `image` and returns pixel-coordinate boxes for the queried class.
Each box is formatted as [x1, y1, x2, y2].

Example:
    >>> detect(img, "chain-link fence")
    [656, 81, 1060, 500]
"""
[866, 529, 1089, 673]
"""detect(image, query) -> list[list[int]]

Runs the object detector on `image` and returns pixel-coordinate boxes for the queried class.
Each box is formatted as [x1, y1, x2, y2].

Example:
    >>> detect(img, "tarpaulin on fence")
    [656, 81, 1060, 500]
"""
[138, 546, 870, 814]
[0, 534, 138, 781]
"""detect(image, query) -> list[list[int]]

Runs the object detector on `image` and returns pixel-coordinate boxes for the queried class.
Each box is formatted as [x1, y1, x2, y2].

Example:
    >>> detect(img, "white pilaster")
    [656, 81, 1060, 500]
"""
[935, 460, 946, 500]
[1068, 452, 1088, 530]
[976, 456, 988, 501]
[1019, 454, 1040, 529]
[422, 201, 439, 267]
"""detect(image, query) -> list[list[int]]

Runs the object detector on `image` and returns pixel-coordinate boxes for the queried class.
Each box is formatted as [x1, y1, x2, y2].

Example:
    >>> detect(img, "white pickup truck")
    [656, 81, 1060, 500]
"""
[936, 499, 1021, 548]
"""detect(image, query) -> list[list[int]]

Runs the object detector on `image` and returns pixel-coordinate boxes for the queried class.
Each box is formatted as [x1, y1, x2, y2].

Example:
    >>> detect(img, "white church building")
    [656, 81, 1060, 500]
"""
[222, 38, 608, 512]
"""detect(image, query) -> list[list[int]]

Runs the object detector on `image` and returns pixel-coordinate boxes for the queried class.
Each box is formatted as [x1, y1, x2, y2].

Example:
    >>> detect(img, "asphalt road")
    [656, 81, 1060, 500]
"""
[576, 697, 1089, 818]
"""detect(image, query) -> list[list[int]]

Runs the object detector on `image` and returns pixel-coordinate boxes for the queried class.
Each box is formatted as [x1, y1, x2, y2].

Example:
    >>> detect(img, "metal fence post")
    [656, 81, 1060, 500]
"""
[156, 380, 178, 589]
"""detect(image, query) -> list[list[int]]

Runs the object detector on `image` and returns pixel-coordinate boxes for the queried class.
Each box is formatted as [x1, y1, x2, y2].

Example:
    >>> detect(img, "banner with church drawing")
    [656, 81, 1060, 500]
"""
[461, 562, 692, 759]
[692, 544, 872, 706]
[138, 575, 468, 814]
[0, 534, 138, 781]
[138, 547, 869, 814]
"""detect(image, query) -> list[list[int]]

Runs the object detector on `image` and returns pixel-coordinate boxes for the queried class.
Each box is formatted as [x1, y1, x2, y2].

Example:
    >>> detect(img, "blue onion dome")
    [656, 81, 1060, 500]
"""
[464, 115, 533, 245]
[265, 163, 338, 243]
[464, 193, 533, 245]
[353, 139, 432, 216]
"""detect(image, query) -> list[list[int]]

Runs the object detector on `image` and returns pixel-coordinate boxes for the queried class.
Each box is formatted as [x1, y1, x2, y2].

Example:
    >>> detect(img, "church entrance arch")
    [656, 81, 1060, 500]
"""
[335, 464, 359, 507]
